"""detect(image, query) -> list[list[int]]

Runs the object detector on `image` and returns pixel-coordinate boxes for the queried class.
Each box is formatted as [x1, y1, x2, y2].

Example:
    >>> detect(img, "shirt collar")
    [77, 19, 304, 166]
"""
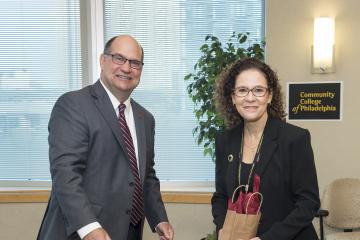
[99, 79, 131, 114]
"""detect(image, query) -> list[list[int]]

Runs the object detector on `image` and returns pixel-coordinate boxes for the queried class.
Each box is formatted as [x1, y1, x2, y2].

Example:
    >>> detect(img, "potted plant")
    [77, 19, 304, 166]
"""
[184, 32, 265, 161]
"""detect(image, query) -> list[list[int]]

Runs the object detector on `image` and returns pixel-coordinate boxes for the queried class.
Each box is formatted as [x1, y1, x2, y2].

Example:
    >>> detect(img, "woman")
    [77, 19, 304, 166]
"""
[211, 58, 320, 240]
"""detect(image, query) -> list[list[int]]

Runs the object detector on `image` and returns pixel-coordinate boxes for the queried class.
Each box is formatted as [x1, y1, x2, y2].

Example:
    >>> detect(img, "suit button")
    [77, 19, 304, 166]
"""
[126, 209, 131, 215]
[129, 182, 134, 187]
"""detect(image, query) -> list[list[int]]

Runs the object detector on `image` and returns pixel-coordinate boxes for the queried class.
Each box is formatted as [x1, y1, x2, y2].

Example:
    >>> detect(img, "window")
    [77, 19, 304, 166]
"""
[103, 0, 264, 181]
[0, 0, 82, 181]
[0, 0, 264, 185]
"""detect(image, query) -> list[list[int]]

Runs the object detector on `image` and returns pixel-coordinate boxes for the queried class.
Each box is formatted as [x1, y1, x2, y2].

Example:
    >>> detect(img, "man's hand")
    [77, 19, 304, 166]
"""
[83, 228, 111, 240]
[155, 222, 174, 240]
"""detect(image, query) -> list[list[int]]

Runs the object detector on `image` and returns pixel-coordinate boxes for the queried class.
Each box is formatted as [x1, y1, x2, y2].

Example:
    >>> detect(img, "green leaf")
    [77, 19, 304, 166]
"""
[210, 36, 219, 42]
[200, 44, 209, 52]
[184, 73, 192, 80]
[239, 34, 248, 43]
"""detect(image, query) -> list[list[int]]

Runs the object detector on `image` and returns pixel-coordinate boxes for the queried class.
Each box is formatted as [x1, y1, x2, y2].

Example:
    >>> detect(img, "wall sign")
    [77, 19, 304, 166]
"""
[287, 82, 342, 120]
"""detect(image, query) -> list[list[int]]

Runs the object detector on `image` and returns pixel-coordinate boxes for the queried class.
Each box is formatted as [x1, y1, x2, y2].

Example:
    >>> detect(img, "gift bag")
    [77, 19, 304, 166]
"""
[219, 185, 263, 240]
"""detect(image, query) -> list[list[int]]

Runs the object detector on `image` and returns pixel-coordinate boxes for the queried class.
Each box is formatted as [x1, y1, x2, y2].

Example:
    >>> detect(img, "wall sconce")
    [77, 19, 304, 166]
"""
[312, 17, 335, 74]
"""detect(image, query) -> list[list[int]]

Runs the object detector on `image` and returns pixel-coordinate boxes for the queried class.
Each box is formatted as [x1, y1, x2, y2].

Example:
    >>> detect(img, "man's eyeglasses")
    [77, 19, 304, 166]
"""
[233, 86, 268, 97]
[104, 53, 144, 70]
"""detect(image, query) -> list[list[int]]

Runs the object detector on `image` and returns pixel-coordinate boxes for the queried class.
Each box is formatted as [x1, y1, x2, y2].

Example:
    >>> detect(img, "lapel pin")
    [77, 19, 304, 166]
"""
[227, 154, 234, 162]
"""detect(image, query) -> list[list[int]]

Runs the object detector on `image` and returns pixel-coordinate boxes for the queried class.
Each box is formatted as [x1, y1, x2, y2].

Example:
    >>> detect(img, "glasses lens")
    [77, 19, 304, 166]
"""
[112, 54, 126, 65]
[252, 87, 267, 97]
[129, 60, 143, 70]
[235, 87, 249, 97]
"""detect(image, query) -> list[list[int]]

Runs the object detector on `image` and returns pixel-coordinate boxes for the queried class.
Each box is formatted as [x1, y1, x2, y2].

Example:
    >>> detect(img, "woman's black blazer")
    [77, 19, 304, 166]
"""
[211, 117, 320, 240]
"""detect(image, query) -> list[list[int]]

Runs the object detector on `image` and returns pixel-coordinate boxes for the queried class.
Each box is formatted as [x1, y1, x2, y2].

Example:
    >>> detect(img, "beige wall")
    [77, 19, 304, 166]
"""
[0, 203, 45, 240]
[0, 203, 214, 240]
[1, 1, 360, 239]
[266, 0, 360, 193]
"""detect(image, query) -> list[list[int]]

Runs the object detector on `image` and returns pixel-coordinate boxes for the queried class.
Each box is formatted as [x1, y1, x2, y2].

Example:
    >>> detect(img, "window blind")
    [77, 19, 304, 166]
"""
[0, 0, 82, 180]
[103, 0, 264, 181]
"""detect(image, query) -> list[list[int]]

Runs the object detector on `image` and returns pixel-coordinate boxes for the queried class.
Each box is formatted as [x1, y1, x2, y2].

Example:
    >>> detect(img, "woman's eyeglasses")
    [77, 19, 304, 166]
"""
[233, 86, 268, 97]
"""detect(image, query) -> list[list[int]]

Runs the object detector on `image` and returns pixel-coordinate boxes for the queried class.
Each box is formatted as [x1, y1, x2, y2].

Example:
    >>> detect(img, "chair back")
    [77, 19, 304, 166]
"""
[321, 178, 360, 229]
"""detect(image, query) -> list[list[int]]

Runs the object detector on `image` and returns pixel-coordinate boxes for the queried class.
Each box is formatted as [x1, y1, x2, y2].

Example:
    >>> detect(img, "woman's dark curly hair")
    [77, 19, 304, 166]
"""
[214, 57, 286, 128]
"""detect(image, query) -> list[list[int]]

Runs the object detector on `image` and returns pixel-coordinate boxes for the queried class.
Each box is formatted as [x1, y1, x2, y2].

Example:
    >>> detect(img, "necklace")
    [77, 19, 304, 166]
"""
[238, 130, 264, 193]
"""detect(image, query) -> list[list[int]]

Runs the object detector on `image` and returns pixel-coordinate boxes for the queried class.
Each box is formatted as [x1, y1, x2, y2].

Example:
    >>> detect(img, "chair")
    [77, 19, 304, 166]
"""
[316, 178, 360, 240]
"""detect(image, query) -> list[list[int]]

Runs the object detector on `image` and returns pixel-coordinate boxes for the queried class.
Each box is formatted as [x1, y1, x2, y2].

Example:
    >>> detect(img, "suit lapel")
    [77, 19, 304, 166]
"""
[90, 81, 128, 155]
[131, 100, 146, 184]
[226, 123, 244, 194]
[255, 117, 279, 179]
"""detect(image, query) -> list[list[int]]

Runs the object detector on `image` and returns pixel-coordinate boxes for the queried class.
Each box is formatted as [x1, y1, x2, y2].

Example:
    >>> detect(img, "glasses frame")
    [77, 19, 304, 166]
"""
[233, 86, 269, 98]
[104, 52, 144, 70]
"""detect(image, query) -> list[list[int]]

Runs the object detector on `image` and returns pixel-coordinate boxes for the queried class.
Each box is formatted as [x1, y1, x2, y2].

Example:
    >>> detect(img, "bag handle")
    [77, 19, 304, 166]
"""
[231, 185, 247, 203]
[245, 191, 263, 215]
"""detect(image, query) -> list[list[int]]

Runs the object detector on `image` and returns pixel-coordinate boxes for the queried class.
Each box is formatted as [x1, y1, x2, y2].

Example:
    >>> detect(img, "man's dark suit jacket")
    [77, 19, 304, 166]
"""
[37, 81, 168, 240]
[211, 117, 320, 240]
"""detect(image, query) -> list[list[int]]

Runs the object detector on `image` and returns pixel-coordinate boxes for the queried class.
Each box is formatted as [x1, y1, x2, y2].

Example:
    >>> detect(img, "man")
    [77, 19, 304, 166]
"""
[38, 35, 174, 240]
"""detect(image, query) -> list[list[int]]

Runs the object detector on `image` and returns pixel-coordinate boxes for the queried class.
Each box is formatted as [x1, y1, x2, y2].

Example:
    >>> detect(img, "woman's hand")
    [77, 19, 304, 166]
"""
[249, 238, 261, 240]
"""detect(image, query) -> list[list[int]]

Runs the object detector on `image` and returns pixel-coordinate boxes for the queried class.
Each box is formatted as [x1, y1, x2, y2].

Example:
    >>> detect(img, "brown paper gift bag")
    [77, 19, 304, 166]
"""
[219, 185, 263, 240]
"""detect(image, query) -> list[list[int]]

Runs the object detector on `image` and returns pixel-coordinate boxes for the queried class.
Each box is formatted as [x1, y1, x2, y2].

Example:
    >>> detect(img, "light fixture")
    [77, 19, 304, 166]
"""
[312, 17, 335, 73]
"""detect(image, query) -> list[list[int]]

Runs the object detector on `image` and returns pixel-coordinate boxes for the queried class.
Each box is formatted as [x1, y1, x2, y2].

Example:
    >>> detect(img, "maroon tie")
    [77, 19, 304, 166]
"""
[118, 103, 144, 225]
